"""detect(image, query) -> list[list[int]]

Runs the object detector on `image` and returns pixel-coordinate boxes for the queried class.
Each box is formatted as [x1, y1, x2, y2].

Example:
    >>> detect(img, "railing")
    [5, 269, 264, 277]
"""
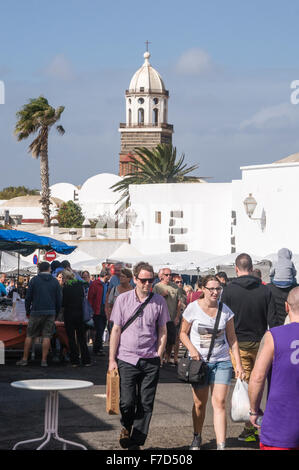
[119, 123, 173, 130]
[125, 90, 169, 97]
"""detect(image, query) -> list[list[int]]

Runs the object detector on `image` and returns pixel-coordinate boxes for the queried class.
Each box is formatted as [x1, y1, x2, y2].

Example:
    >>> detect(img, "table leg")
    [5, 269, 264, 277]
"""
[13, 391, 88, 450]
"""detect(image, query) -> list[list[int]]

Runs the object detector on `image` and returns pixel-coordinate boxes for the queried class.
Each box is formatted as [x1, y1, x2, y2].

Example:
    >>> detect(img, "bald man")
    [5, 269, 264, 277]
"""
[248, 286, 299, 450]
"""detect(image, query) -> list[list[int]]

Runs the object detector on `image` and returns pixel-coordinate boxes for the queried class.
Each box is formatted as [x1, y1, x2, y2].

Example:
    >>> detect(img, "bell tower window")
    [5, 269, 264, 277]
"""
[128, 108, 132, 125]
[138, 108, 144, 124]
[153, 108, 159, 125]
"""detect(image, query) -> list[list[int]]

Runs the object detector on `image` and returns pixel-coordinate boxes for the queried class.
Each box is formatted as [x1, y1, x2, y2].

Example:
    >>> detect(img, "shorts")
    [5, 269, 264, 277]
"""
[192, 360, 233, 390]
[27, 315, 55, 339]
[166, 321, 177, 346]
[230, 346, 259, 383]
[260, 442, 299, 450]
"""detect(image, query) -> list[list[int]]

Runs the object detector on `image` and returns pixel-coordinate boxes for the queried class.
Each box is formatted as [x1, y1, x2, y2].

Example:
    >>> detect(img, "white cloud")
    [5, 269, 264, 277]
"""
[176, 48, 214, 76]
[43, 54, 75, 80]
[240, 102, 299, 130]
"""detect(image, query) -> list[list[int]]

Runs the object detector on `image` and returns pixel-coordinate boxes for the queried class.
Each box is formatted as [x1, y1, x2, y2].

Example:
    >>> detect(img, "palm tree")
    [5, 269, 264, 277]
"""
[111, 143, 202, 208]
[15, 96, 65, 227]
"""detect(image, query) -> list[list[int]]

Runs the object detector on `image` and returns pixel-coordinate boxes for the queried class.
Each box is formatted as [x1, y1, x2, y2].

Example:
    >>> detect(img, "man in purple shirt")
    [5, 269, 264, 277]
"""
[109, 261, 169, 450]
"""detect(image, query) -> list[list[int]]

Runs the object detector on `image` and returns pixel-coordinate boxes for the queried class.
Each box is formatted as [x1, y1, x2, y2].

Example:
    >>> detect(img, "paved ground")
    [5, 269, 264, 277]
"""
[0, 346, 265, 451]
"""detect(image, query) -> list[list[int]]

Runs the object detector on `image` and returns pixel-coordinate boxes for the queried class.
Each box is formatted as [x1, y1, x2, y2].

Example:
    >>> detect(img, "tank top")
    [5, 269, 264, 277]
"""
[260, 322, 299, 448]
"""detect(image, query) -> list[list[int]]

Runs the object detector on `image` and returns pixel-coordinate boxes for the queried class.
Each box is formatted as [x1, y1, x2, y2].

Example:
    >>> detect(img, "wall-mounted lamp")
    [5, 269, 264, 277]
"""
[243, 193, 257, 218]
[243, 193, 266, 231]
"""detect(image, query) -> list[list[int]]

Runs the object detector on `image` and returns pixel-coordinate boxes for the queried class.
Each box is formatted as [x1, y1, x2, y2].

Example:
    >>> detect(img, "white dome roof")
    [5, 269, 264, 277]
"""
[50, 182, 78, 202]
[79, 173, 122, 203]
[129, 52, 166, 93]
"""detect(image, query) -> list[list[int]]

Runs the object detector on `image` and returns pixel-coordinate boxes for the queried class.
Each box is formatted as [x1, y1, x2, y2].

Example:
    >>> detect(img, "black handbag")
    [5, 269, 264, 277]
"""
[177, 302, 223, 384]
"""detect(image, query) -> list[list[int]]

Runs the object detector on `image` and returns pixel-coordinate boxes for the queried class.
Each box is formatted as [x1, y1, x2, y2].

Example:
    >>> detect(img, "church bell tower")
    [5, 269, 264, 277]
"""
[118, 48, 174, 176]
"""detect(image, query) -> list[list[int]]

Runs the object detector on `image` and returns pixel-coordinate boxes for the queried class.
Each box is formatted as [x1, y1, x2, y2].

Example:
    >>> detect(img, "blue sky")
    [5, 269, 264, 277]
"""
[1, 0, 299, 188]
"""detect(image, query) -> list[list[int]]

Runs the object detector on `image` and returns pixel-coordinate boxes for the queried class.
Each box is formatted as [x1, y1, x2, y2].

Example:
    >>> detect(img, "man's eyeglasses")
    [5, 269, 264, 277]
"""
[205, 287, 222, 293]
[163, 273, 171, 277]
[137, 278, 154, 284]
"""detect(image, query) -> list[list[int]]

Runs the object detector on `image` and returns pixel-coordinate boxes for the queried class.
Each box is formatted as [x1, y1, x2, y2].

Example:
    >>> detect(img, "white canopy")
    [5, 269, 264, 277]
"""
[107, 244, 216, 273]
[55, 249, 103, 275]
[106, 243, 144, 264]
[0, 252, 37, 274]
[199, 252, 263, 271]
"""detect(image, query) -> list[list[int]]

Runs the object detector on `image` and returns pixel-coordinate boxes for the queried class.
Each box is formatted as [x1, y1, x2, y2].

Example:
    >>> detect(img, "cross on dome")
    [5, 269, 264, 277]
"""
[145, 40, 151, 52]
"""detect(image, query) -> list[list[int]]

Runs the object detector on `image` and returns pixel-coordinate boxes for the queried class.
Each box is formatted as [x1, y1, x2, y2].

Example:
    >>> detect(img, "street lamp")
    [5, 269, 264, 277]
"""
[243, 193, 257, 218]
[243, 193, 266, 232]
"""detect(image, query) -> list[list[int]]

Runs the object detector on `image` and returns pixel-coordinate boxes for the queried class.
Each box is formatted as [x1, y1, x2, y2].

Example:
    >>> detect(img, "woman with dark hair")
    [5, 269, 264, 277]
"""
[62, 269, 91, 367]
[180, 275, 244, 450]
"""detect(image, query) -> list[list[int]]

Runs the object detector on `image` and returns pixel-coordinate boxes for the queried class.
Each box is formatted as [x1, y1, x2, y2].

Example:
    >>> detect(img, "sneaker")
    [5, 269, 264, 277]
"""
[238, 428, 258, 442]
[119, 427, 131, 449]
[189, 434, 202, 450]
[41, 360, 48, 367]
[217, 442, 226, 450]
[127, 444, 140, 450]
[16, 359, 28, 366]
[83, 362, 92, 367]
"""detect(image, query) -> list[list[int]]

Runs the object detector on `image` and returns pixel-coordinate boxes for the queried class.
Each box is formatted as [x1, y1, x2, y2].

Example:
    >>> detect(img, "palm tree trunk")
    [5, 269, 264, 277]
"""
[39, 128, 51, 227]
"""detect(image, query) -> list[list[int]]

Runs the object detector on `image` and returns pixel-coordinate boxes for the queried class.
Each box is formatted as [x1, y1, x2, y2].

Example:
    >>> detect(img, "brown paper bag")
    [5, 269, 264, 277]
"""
[106, 369, 120, 415]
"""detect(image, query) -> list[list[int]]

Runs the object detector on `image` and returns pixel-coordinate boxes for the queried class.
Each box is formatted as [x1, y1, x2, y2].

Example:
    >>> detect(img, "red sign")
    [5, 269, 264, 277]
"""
[45, 250, 57, 262]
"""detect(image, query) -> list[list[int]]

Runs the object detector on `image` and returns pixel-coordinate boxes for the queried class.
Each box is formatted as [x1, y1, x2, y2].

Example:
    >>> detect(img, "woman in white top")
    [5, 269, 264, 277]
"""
[180, 275, 244, 450]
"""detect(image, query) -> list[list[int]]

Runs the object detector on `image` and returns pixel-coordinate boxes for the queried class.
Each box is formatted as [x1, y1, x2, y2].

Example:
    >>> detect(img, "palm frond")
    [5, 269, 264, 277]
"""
[111, 143, 202, 208]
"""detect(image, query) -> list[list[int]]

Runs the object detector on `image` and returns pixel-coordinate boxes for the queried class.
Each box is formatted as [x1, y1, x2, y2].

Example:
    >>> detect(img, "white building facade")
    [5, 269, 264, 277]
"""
[129, 154, 299, 258]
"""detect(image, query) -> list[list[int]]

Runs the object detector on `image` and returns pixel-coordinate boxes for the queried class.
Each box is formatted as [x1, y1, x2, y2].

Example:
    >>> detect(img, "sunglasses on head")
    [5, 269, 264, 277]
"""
[137, 277, 154, 284]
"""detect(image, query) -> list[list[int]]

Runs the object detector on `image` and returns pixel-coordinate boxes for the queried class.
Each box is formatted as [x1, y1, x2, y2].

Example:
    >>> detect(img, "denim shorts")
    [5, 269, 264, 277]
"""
[191, 360, 233, 390]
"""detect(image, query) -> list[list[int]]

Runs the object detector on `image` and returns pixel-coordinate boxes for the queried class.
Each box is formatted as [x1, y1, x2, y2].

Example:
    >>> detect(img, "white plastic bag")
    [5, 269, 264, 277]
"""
[230, 378, 250, 422]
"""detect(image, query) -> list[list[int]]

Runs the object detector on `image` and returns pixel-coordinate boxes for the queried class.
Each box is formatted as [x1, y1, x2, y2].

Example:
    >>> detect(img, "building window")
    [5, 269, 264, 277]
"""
[138, 108, 144, 124]
[138, 97, 144, 104]
[153, 108, 159, 125]
[155, 211, 161, 224]
[128, 108, 132, 125]
[163, 99, 167, 122]
[153, 97, 159, 104]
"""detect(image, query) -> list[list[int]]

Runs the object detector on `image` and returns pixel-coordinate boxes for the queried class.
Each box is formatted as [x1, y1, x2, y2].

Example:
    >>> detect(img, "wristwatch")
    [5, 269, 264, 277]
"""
[249, 410, 259, 416]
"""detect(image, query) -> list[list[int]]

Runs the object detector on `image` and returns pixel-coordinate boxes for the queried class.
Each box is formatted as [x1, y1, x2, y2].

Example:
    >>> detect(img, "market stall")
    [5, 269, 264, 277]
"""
[0, 229, 76, 353]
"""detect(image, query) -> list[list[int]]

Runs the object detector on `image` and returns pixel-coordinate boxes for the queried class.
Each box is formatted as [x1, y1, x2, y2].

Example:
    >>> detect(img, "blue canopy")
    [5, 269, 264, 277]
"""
[0, 229, 77, 256]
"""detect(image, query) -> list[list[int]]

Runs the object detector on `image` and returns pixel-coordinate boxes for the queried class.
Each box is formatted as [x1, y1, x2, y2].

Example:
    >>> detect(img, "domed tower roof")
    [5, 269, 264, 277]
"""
[129, 52, 166, 93]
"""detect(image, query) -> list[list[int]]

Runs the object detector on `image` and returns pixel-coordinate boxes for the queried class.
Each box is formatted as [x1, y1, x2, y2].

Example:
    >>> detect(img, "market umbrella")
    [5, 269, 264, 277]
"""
[0, 229, 77, 285]
[0, 229, 76, 256]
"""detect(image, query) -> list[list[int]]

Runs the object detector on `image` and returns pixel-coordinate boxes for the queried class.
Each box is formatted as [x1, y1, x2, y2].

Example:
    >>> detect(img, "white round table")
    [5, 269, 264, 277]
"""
[11, 379, 94, 450]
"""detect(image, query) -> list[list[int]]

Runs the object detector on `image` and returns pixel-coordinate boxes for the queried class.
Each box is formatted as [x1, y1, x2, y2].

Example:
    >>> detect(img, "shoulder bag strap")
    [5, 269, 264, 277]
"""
[121, 292, 154, 334]
[206, 301, 223, 363]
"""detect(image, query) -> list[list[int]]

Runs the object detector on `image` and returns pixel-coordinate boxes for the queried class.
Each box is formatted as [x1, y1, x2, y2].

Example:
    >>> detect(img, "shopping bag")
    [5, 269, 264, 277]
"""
[230, 378, 250, 422]
[106, 370, 120, 415]
[82, 297, 94, 328]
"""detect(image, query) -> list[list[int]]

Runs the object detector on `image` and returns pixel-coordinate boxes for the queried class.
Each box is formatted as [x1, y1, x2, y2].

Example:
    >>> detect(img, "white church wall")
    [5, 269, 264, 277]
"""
[234, 163, 299, 256]
[129, 182, 232, 255]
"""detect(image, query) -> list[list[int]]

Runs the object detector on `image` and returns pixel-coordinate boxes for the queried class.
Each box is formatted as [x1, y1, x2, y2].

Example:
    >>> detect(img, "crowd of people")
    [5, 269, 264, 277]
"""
[1, 247, 298, 451]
